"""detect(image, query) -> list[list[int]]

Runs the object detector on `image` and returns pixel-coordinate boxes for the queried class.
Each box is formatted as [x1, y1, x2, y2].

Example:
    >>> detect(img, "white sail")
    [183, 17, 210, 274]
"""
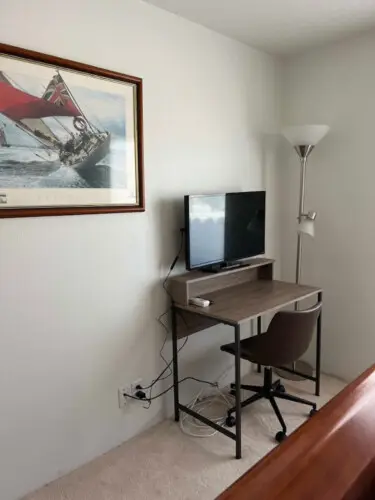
[21, 118, 59, 146]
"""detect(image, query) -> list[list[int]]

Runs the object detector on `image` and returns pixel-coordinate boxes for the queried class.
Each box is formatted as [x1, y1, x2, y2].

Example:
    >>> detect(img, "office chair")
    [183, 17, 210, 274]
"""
[220, 302, 322, 443]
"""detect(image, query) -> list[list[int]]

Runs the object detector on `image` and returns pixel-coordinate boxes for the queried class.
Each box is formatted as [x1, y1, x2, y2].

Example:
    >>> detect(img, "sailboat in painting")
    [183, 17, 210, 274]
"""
[0, 70, 110, 177]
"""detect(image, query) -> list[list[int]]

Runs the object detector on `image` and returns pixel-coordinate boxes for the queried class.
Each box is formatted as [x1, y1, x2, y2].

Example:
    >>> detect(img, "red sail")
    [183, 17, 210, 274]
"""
[0, 82, 80, 120]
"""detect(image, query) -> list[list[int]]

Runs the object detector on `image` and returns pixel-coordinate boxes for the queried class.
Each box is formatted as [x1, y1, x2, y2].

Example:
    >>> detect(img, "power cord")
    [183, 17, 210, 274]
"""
[156, 310, 173, 380]
[153, 227, 186, 385]
[127, 227, 224, 421]
[143, 323, 188, 409]
[123, 377, 218, 403]
[140, 335, 188, 391]
[162, 228, 184, 300]
[127, 228, 200, 408]
[152, 305, 191, 386]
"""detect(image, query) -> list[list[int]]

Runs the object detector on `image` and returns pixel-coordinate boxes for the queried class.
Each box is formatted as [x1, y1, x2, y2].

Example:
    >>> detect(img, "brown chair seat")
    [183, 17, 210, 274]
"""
[221, 333, 283, 367]
[221, 329, 309, 368]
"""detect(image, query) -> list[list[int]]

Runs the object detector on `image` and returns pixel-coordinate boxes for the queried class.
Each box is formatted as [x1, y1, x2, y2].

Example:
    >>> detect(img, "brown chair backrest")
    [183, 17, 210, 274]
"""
[264, 302, 322, 367]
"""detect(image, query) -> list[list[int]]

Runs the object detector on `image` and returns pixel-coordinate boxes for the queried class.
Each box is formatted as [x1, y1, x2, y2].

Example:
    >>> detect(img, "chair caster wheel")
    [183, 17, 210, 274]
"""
[226, 415, 236, 427]
[275, 431, 287, 443]
[309, 408, 318, 417]
[277, 384, 286, 393]
[229, 389, 236, 396]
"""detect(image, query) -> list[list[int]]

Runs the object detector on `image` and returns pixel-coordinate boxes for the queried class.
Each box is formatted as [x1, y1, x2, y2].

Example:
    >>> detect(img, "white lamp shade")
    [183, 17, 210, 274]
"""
[282, 125, 329, 147]
[298, 218, 315, 238]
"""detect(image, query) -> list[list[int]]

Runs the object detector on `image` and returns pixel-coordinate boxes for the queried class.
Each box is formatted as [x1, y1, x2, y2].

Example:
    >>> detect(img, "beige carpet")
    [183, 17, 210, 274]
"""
[24, 373, 345, 500]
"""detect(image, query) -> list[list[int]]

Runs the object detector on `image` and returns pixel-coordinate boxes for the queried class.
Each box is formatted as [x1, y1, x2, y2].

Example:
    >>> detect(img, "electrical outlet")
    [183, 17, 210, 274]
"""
[130, 378, 143, 395]
[118, 379, 144, 409]
[118, 387, 129, 408]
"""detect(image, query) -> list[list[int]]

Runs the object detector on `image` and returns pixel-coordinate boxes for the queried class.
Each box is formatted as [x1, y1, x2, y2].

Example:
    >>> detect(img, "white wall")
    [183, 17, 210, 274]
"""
[0, 1, 280, 498]
[281, 30, 375, 382]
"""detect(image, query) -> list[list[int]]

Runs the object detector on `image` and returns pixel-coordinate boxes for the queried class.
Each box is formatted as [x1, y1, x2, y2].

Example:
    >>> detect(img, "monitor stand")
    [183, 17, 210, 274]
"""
[201, 261, 249, 274]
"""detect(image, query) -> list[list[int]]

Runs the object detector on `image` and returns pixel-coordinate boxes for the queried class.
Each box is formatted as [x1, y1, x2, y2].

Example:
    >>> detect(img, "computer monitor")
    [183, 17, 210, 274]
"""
[184, 191, 266, 271]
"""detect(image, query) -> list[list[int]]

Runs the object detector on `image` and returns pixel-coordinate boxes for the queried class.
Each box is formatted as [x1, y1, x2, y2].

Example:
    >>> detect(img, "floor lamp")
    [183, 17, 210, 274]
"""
[278, 124, 329, 380]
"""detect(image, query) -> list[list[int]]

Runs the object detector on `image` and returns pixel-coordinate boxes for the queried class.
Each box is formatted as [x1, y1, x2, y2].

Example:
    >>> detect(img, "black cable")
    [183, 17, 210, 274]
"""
[155, 310, 173, 380]
[141, 335, 188, 390]
[162, 228, 184, 300]
[156, 309, 190, 380]
[143, 308, 191, 394]
[135, 229, 187, 409]
[124, 377, 218, 403]
[142, 325, 189, 408]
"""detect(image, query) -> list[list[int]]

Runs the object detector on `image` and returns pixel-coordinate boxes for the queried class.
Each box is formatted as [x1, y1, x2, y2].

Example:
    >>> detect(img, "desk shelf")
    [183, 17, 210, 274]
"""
[170, 257, 274, 306]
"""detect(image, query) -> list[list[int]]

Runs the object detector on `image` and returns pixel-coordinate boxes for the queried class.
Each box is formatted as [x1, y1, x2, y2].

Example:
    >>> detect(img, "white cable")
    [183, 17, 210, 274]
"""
[180, 386, 235, 438]
[180, 366, 236, 438]
[180, 392, 232, 437]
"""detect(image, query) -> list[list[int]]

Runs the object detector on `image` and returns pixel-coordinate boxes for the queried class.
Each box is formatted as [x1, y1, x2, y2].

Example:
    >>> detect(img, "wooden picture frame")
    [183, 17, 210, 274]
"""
[0, 43, 144, 217]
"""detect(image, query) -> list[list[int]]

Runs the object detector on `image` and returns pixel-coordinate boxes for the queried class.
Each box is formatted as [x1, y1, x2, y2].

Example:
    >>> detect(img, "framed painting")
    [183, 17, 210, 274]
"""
[0, 43, 144, 217]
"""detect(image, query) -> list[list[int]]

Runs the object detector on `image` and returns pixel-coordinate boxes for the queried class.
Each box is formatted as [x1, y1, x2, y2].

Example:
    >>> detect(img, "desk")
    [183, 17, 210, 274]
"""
[170, 261, 322, 459]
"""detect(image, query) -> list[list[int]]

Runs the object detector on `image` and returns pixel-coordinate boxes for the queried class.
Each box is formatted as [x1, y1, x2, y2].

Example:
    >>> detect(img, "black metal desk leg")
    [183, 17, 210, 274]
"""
[172, 306, 180, 422]
[234, 324, 242, 459]
[316, 292, 322, 396]
[257, 316, 261, 373]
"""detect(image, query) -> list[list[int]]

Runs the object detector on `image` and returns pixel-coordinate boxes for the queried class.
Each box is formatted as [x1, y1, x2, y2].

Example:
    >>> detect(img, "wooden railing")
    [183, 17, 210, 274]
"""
[217, 365, 375, 500]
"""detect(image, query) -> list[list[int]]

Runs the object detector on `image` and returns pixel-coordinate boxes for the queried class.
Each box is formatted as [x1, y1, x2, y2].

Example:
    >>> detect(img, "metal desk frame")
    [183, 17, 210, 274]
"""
[172, 288, 322, 459]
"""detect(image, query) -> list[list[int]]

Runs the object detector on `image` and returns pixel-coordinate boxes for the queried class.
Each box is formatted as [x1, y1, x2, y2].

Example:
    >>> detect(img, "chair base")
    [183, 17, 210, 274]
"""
[226, 368, 317, 442]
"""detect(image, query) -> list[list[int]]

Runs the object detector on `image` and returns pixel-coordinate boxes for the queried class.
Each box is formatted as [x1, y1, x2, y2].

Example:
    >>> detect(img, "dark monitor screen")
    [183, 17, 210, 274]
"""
[185, 191, 265, 270]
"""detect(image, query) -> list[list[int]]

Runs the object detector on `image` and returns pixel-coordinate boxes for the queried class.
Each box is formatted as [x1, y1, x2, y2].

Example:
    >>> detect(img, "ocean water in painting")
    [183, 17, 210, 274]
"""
[0, 63, 129, 189]
[0, 138, 127, 188]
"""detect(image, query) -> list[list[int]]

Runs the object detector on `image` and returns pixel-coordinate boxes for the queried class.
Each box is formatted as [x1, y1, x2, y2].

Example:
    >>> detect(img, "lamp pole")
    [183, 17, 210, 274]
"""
[292, 145, 315, 374]
[277, 141, 319, 380]
[294, 145, 314, 286]
[276, 126, 329, 381]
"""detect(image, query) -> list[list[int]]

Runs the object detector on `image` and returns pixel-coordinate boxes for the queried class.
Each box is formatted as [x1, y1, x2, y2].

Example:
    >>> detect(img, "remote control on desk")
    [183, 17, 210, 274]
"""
[189, 297, 210, 308]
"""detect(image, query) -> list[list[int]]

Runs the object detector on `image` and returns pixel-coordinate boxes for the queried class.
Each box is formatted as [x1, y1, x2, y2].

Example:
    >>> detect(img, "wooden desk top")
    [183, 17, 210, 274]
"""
[217, 364, 375, 500]
[174, 280, 321, 326]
